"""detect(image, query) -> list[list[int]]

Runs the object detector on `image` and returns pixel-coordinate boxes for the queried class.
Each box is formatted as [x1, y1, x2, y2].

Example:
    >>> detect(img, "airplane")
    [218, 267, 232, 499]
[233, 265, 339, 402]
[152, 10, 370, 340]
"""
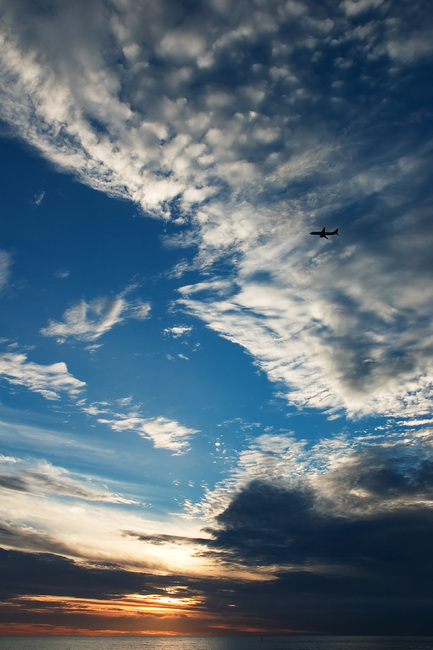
[310, 227, 339, 240]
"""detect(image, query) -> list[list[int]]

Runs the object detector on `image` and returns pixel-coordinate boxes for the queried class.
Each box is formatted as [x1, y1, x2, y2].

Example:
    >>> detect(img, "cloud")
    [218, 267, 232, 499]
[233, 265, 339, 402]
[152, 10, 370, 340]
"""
[193, 429, 433, 635]
[2, 431, 433, 634]
[163, 325, 193, 338]
[33, 190, 45, 206]
[0, 458, 137, 505]
[79, 397, 198, 453]
[0, 547, 151, 601]
[196, 423, 433, 532]
[0, 471, 211, 578]
[0, 0, 428, 215]
[178, 199, 433, 419]
[41, 289, 151, 343]
[0, 0, 432, 423]
[0, 352, 85, 400]
[0, 250, 12, 290]
[0, 548, 274, 636]
[54, 269, 70, 279]
[97, 411, 199, 454]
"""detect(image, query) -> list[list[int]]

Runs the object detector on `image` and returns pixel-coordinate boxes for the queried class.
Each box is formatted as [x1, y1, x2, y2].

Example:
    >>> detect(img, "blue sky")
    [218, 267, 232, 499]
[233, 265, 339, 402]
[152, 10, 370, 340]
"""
[1, 0, 433, 636]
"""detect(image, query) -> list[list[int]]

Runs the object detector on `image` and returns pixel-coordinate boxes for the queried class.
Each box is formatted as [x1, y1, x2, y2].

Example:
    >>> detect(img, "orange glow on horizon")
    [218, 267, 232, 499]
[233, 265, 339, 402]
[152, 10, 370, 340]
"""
[11, 592, 206, 618]
[0, 623, 194, 637]
[0, 591, 307, 637]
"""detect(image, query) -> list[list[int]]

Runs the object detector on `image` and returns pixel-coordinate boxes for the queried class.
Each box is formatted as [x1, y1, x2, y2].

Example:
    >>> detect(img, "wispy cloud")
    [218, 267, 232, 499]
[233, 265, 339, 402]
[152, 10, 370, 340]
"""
[0, 250, 12, 290]
[82, 397, 198, 454]
[32, 190, 45, 206]
[97, 410, 199, 454]
[0, 352, 85, 400]
[54, 269, 70, 279]
[0, 458, 137, 504]
[41, 289, 151, 343]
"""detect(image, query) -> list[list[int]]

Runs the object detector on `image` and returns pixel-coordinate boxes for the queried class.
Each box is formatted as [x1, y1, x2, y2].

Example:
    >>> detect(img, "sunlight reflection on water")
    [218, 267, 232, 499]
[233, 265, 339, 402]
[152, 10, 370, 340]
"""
[1, 638, 433, 650]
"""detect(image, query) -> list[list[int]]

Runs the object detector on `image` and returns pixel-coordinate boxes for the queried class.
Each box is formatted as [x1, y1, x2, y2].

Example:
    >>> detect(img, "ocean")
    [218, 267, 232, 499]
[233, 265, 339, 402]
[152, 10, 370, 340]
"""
[1, 637, 433, 650]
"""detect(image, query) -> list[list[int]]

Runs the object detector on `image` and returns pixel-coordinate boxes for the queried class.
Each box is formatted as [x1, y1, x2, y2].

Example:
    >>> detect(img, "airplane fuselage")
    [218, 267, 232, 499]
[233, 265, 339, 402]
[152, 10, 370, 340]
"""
[310, 227, 339, 240]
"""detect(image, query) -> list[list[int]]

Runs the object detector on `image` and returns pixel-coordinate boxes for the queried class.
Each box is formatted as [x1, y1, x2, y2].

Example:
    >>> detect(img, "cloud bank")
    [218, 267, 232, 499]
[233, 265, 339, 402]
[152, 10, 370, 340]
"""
[2, 424, 433, 635]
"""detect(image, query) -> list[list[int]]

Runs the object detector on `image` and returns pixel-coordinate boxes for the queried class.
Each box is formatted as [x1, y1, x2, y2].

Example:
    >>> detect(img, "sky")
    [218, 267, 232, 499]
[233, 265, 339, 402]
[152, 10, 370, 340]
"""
[0, 0, 433, 637]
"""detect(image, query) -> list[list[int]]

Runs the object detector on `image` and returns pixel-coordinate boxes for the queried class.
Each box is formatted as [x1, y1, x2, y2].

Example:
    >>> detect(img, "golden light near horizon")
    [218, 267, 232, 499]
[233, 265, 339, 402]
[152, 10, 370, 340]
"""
[0, 591, 262, 637]
[10, 592, 205, 617]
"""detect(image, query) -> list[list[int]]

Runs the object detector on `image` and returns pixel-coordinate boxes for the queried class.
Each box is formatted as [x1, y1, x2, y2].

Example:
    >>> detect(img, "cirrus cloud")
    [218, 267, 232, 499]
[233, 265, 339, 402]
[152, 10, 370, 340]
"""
[0, 352, 85, 400]
[41, 289, 151, 344]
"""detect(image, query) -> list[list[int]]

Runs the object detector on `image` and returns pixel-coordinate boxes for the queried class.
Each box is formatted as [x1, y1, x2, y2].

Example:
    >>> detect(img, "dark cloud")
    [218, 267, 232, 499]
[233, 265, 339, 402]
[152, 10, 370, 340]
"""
[124, 530, 209, 547]
[0, 547, 147, 600]
[2, 439, 433, 635]
[201, 443, 433, 632]
[0, 474, 28, 492]
[208, 450, 433, 567]
[0, 523, 81, 559]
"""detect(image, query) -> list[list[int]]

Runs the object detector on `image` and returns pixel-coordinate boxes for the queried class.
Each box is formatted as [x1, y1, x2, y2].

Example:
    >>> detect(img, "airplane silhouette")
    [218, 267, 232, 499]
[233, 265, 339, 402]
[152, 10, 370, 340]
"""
[310, 227, 339, 240]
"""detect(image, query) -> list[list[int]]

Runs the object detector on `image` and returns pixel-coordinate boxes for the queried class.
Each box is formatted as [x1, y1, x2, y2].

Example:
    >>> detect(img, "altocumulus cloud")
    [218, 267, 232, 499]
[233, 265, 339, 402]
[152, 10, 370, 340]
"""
[1, 0, 433, 421]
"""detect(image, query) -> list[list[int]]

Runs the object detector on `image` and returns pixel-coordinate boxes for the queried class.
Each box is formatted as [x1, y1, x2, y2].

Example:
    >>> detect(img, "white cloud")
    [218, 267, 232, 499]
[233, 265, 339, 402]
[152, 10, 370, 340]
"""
[0, 472, 211, 575]
[98, 412, 199, 454]
[178, 229, 433, 419]
[163, 325, 193, 338]
[1, 0, 432, 422]
[41, 290, 151, 343]
[128, 300, 152, 320]
[341, 0, 386, 17]
[0, 454, 19, 464]
[0, 352, 85, 400]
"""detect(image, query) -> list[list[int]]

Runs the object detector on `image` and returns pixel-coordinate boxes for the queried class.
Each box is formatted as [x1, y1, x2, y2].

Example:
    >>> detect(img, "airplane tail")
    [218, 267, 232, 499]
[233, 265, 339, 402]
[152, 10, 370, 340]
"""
[333, 228, 339, 235]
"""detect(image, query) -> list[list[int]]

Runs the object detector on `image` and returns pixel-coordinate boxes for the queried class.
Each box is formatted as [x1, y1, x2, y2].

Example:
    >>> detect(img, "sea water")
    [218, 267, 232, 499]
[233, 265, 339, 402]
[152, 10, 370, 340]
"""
[1, 637, 433, 650]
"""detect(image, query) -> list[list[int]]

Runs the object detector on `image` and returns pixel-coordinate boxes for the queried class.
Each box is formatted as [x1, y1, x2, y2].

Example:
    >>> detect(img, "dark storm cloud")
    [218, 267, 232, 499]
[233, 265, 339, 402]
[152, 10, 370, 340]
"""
[204, 442, 433, 623]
